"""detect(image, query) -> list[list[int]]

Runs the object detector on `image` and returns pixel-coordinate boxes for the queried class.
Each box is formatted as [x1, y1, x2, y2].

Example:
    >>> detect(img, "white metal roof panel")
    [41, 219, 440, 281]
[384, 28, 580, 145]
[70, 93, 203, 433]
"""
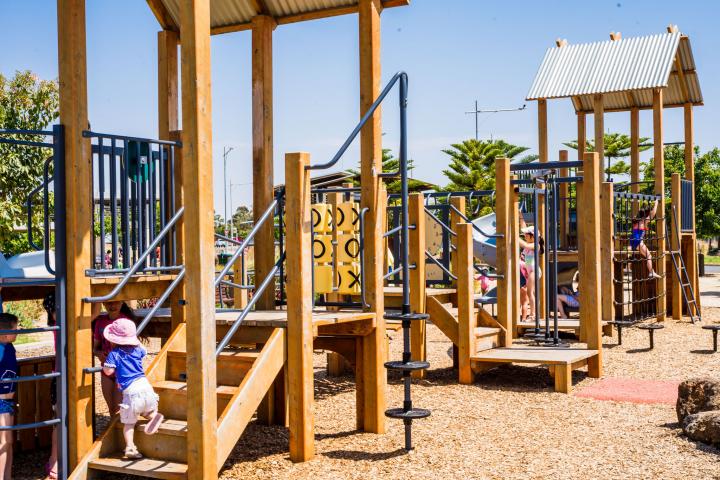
[526, 31, 702, 112]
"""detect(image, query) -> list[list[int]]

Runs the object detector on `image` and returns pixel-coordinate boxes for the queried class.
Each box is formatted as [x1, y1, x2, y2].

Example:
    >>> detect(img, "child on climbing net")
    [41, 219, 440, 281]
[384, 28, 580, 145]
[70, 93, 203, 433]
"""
[518, 224, 544, 321]
[102, 318, 163, 460]
[0, 313, 18, 480]
[631, 199, 661, 279]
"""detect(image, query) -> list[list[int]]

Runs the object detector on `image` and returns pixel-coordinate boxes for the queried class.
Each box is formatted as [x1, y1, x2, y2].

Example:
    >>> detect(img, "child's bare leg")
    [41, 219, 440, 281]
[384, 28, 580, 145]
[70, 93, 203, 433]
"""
[557, 295, 568, 318]
[123, 422, 136, 449]
[639, 242, 654, 273]
[527, 271, 536, 318]
[0, 413, 13, 479]
[520, 287, 529, 321]
[101, 374, 120, 415]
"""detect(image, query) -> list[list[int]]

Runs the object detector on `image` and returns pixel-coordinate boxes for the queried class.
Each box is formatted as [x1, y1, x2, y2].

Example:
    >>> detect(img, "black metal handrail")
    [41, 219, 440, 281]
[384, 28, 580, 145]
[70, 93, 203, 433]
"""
[82, 207, 185, 303]
[447, 204, 503, 240]
[25, 156, 54, 251]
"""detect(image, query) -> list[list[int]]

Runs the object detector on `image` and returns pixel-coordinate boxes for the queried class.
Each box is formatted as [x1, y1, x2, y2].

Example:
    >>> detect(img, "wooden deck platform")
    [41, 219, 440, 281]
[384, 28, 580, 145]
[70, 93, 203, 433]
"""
[470, 345, 599, 393]
[516, 319, 612, 336]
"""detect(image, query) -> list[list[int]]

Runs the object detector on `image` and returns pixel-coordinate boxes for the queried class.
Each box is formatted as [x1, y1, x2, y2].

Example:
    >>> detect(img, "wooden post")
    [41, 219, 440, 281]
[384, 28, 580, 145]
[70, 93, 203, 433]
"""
[284, 152, 314, 462]
[683, 102, 700, 310]
[653, 89, 666, 321]
[409, 193, 426, 379]
[538, 99, 548, 164]
[450, 196, 466, 282]
[630, 108, 640, 194]
[252, 14, 277, 310]
[169, 130, 185, 332]
[358, 0, 386, 434]
[158, 30, 185, 331]
[600, 183, 614, 324]
[495, 158, 512, 346]
[509, 178, 520, 339]
[559, 150, 569, 250]
[233, 259, 248, 309]
[179, 0, 218, 476]
[57, 0, 93, 467]
[593, 94, 605, 181]
[671, 173, 682, 320]
[578, 152, 602, 378]
[577, 112, 586, 162]
[456, 223, 475, 384]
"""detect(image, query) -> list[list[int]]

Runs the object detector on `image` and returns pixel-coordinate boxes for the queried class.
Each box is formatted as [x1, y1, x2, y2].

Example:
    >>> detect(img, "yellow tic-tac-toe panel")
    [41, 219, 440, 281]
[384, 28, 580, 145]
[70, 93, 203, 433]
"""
[312, 234, 333, 264]
[336, 202, 359, 232]
[314, 264, 334, 294]
[311, 204, 333, 233]
[337, 233, 360, 263]
[337, 264, 361, 294]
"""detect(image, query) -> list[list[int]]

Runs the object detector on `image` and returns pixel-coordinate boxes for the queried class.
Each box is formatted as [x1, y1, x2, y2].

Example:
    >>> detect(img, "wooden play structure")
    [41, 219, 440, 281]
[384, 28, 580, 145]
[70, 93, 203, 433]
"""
[0, 1, 423, 479]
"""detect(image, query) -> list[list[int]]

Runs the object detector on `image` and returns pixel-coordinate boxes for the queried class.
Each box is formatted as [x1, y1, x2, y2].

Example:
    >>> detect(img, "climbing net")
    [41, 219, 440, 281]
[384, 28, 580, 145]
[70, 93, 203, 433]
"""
[612, 191, 667, 323]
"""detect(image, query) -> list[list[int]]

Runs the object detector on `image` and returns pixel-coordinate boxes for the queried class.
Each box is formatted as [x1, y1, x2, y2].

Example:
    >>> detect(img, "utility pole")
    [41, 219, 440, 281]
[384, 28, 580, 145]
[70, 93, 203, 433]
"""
[223, 146, 234, 236]
[465, 102, 527, 141]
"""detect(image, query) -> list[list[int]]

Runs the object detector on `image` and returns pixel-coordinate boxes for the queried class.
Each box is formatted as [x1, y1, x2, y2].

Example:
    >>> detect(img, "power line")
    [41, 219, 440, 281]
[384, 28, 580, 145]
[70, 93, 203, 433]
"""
[465, 102, 527, 140]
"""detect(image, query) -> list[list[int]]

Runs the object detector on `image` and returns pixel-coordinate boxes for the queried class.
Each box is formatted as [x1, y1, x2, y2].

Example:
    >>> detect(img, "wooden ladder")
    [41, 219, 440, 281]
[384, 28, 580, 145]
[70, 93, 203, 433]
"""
[70, 323, 286, 479]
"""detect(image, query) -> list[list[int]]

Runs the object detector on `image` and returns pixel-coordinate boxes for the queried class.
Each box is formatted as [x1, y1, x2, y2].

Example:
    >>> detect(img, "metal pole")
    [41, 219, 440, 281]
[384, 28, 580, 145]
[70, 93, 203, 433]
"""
[475, 100, 479, 141]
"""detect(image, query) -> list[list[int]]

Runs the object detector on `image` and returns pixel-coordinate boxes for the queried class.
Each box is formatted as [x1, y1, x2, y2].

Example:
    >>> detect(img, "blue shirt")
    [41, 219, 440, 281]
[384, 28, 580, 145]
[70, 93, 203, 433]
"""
[0, 343, 17, 395]
[104, 345, 146, 391]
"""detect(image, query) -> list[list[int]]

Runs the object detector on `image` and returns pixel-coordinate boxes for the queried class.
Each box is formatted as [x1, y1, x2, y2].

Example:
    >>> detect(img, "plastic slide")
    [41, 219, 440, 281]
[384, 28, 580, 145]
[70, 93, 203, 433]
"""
[0, 250, 54, 279]
[471, 212, 497, 268]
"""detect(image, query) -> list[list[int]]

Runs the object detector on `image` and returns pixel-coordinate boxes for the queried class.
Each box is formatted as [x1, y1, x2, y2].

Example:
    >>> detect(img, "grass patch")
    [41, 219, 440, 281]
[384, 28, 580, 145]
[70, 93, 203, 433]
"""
[704, 254, 720, 265]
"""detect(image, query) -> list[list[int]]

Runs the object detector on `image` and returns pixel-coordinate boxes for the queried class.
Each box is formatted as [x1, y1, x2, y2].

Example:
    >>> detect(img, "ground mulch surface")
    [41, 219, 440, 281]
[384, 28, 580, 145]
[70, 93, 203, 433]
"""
[13, 310, 720, 479]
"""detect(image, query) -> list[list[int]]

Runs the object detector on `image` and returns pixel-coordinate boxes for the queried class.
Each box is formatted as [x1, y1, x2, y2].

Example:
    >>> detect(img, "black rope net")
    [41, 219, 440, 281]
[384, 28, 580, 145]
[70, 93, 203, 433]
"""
[612, 191, 667, 324]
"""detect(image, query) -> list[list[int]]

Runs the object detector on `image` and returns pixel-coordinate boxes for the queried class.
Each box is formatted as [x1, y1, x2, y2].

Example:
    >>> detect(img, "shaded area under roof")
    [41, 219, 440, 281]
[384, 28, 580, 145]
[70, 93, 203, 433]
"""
[526, 31, 702, 112]
[148, 0, 408, 35]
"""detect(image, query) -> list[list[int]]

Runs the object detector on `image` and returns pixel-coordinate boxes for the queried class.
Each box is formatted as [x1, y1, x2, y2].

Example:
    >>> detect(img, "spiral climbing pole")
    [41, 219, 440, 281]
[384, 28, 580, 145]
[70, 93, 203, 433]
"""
[379, 73, 430, 451]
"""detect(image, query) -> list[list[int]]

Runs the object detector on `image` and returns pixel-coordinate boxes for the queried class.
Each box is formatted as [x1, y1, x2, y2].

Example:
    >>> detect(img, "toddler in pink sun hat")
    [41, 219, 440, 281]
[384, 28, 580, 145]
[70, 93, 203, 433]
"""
[102, 318, 163, 460]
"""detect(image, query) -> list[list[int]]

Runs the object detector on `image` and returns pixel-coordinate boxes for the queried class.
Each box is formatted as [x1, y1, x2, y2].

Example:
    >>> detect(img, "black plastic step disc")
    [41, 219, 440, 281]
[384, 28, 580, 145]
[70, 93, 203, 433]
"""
[385, 408, 431, 420]
[384, 312, 430, 321]
[384, 360, 430, 371]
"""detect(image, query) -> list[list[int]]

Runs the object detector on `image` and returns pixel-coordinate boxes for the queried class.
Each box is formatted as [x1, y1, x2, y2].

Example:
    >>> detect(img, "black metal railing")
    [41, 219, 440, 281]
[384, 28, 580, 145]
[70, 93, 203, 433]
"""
[681, 179, 693, 232]
[0, 125, 69, 477]
[83, 131, 180, 275]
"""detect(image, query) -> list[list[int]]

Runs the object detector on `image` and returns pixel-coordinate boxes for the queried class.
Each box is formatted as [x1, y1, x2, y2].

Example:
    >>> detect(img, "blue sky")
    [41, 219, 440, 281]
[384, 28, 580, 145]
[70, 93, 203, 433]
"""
[1, 0, 718, 214]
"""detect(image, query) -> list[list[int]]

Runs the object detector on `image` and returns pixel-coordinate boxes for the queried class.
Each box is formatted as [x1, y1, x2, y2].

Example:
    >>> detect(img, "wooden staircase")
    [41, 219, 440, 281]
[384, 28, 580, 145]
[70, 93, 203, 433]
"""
[70, 322, 286, 479]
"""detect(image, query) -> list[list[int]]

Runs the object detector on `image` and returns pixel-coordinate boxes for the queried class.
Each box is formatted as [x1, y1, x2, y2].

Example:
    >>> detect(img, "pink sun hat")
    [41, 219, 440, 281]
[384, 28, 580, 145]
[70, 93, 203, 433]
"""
[103, 318, 140, 346]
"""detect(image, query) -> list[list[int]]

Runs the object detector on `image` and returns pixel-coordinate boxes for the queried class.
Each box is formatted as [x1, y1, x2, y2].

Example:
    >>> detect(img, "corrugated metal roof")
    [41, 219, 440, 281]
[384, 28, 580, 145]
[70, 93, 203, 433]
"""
[159, 0, 381, 32]
[527, 32, 702, 112]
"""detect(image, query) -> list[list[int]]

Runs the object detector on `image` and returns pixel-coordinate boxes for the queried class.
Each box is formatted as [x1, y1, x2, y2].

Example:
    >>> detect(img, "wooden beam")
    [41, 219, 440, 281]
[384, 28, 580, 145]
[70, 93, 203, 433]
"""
[600, 183, 614, 324]
[456, 223, 474, 385]
[409, 193, 426, 379]
[179, 0, 217, 476]
[252, 15, 277, 310]
[495, 158, 512, 346]
[577, 112, 586, 162]
[593, 94, 604, 180]
[670, 173, 682, 320]
[538, 99, 548, 164]
[147, 0, 178, 31]
[284, 152, 314, 462]
[57, 0, 93, 467]
[578, 152, 602, 378]
[358, 0, 386, 435]
[630, 108, 640, 194]
[653, 88, 666, 321]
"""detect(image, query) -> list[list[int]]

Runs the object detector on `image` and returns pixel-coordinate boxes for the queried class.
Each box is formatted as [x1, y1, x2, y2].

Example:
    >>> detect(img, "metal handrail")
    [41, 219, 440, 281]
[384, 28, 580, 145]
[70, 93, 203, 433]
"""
[425, 250, 457, 280]
[510, 160, 583, 172]
[82, 130, 182, 147]
[447, 204, 504, 239]
[214, 199, 277, 289]
[215, 253, 285, 355]
[82, 207, 185, 303]
[25, 156, 54, 251]
[307, 71, 407, 171]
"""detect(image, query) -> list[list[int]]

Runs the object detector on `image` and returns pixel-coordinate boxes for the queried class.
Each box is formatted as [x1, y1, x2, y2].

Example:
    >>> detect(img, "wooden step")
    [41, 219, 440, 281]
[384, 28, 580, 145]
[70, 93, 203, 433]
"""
[474, 327, 500, 352]
[89, 455, 187, 479]
[115, 418, 188, 463]
[154, 380, 237, 420]
[166, 349, 259, 386]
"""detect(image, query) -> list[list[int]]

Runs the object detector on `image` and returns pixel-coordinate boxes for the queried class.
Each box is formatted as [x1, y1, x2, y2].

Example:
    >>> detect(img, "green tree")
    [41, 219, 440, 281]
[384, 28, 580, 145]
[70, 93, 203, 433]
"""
[440, 139, 537, 216]
[346, 148, 426, 194]
[564, 133, 652, 180]
[0, 71, 59, 255]
[231, 205, 254, 239]
[642, 145, 720, 241]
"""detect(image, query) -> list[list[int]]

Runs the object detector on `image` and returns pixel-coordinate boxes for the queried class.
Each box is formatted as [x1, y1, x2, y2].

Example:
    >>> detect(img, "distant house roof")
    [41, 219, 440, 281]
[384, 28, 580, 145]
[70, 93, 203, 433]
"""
[526, 30, 702, 112]
[149, 0, 408, 35]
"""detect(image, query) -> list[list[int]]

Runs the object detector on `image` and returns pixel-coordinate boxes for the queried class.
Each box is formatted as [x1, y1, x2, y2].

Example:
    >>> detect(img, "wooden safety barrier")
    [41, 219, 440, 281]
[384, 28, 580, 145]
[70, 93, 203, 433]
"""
[16, 355, 55, 452]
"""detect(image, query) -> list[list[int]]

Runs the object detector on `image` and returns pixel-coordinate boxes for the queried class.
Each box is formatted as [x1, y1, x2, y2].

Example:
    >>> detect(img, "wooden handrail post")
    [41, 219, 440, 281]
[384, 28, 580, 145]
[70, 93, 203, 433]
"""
[169, 130, 185, 332]
[578, 152, 602, 378]
[671, 173, 682, 320]
[653, 88, 666, 321]
[456, 223, 475, 384]
[495, 157, 512, 346]
[449, 196, 466, 284]
[600, 183, 614, 325]
[409, 193, 426, 379]
[285, 152, 314, 462]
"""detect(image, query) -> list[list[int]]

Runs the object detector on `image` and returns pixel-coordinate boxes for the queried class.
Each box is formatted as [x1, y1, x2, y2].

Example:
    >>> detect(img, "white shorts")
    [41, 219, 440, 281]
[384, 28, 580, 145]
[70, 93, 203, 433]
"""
[119, 377, 159, 425]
